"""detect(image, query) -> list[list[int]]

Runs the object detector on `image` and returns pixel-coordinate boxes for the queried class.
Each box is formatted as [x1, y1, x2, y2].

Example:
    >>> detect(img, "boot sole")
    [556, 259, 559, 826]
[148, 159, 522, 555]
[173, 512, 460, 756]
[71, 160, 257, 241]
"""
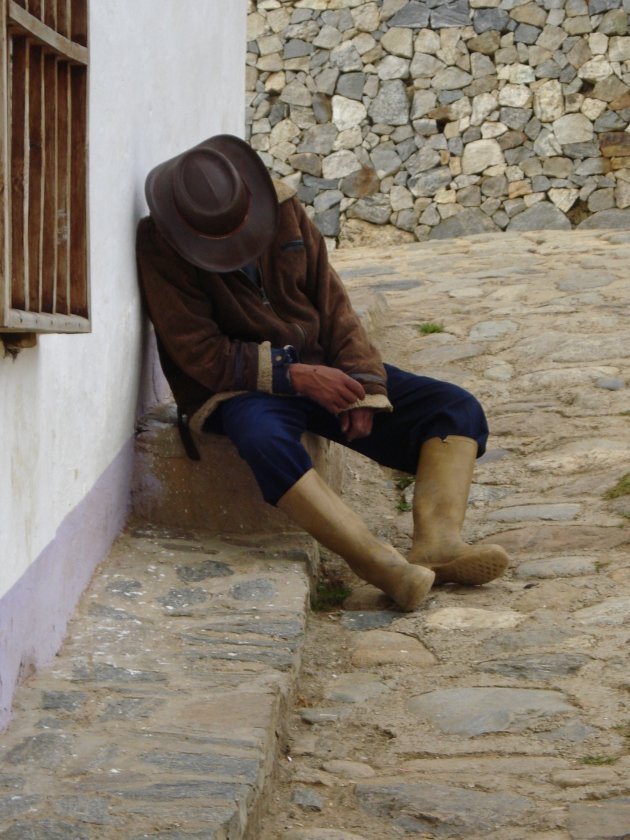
[433, 547, 508, 586]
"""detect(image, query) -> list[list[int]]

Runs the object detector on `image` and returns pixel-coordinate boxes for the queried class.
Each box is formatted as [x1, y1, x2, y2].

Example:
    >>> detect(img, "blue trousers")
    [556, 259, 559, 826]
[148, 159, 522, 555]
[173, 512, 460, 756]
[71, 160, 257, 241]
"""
[204, 364, 489, 505]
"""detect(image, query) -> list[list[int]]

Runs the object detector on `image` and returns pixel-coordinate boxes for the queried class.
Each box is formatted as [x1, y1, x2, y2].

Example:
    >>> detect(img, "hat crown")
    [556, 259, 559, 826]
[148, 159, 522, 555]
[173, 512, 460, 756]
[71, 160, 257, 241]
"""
[172, 149, 250, 238]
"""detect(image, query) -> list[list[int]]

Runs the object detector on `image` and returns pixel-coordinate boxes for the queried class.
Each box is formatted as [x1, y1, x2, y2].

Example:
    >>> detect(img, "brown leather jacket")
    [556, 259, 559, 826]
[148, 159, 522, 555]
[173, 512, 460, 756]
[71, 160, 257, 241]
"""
[136, 183, 392, 438]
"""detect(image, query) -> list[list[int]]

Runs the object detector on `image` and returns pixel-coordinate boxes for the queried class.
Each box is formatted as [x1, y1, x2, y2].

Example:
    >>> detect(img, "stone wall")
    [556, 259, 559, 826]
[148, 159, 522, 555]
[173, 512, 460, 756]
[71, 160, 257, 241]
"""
[245, 0, 630, 245]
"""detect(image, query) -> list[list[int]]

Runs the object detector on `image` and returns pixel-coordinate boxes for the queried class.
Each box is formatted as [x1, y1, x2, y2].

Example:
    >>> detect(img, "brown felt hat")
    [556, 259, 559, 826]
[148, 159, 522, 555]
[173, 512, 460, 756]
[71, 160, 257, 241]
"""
[145, 134, 279, 272]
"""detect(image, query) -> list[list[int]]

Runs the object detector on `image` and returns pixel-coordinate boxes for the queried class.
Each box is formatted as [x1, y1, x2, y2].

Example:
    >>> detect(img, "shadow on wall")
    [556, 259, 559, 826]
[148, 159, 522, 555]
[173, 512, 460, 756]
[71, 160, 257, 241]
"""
[245, 0, 630, 246]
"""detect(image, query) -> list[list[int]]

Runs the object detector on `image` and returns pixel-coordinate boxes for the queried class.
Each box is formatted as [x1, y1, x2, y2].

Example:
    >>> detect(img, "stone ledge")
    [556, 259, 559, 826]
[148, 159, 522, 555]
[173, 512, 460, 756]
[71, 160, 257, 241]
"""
[131, 402, 345, 535]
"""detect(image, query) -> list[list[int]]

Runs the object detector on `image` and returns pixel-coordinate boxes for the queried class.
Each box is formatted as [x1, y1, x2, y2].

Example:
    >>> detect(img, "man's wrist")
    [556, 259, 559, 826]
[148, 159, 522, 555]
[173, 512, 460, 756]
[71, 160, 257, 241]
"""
[271, 345, 299, 394]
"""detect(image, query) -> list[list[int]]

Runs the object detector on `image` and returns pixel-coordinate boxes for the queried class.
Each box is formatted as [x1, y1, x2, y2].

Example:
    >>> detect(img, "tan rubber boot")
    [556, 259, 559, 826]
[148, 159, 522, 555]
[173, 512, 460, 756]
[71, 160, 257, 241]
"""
[408, 435, 509, 585]
[277, 469, 434, 611]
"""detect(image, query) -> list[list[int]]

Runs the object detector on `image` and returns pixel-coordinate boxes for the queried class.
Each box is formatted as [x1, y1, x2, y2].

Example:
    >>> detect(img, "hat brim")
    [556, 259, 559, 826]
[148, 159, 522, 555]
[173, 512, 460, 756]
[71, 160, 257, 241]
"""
[145, 135, 279, 272]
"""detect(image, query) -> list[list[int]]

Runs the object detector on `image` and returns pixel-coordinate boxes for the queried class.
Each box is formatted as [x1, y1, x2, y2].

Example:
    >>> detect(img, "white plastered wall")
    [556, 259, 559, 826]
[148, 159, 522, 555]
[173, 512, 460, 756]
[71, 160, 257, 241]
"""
[0, 0, 246, 602]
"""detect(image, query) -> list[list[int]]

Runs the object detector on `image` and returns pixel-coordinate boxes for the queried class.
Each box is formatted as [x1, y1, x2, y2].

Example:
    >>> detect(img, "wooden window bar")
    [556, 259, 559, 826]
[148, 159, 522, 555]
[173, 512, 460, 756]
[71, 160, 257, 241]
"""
[1, 0, 89, 333]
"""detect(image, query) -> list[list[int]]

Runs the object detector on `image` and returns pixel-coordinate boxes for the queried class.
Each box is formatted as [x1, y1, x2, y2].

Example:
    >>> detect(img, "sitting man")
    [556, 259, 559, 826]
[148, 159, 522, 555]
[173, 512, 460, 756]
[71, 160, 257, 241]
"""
[136, 134, 509, 611]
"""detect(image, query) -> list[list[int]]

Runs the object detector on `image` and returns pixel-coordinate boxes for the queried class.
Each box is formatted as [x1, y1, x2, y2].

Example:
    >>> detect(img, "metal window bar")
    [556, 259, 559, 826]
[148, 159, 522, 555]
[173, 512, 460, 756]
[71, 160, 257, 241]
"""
[1, 0, 89, 333]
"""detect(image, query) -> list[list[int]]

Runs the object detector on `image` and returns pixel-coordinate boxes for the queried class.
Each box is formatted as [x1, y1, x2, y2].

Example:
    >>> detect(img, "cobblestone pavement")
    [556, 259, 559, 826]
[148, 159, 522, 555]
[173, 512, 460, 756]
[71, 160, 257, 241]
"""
[259, 228, 630, 840]
[1, 228, 630, 839]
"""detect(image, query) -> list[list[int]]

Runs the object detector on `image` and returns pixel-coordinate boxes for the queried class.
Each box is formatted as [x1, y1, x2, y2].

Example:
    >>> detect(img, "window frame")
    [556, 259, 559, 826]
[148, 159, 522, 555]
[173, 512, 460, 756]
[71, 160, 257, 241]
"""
[0, 0, 89, 335]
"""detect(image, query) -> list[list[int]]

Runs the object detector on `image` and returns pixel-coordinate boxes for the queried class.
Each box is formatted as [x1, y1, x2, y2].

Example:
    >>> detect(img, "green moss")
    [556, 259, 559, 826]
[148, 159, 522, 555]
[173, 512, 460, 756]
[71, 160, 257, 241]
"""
[603, 473, 630, 500]
[579, 755, 619, 766]
[311, 580, 352, 611]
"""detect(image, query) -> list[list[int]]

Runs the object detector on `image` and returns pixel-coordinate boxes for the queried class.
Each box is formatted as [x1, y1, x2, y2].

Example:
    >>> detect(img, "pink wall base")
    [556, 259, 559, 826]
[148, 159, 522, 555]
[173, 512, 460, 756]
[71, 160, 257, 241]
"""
[0, 438, 134, 731]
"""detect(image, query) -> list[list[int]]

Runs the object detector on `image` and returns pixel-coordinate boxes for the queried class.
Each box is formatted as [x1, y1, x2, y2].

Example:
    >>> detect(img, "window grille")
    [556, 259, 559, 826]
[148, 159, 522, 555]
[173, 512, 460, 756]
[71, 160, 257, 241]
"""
[0, 0, 89, 334]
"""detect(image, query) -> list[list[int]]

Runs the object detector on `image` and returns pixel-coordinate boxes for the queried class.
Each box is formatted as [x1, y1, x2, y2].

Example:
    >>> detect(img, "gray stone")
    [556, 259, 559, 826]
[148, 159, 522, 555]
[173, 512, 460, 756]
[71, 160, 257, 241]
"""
[557, 272, 616, 291]
[140, 751, 258, 780]
[407, 146, 442, 175]
[515, 556, 597, 578]
[314, 206, 341, 237]
[408, 167, 452, 197]
[176, 560, 233, 582]
[314, 190, 343, 213]
[567, 798, 630, 839]
[301, 708, 342, 724]
[0, 822, 89, 840]
[114, 781, 246, 801]
[292, 788, 324, 811]
[330, 42, 363, 73]
[72, 662, 167, 683]
[324, 673, 389, 704]
[336, 73, 365, 101]
[473, 9, 510, 33]
[481, 175, 508, 197]
[596, 377, 625, 390]
[469, 320, 518, 340]
[284, 39, 314, 60]
[507, 202, 571, 230]
[407, 687, 573, 735]
[5, 733, 72, 768]
[98, 696, 163, 721]
[323, 150, 361, 179]
[433, 67, 473, 90]
[462, 139, 504, 174]
[158, 587, 208, 609]
[479, 653, 591, 680]
[368, 80, 410, 125]
[299, 124, 338, 155]
[480, 626, 573, 658]
[431, 2, 470, 28]
[371, 144, 402, 176]
[340, 611, 399, 631]
[500, 106, 533, 130]
[286, 831, 368, 840]
[389, 2, 431, 28]
[514, 24, 541, 45]
[599, 9, 628, 35]
[106, 578, 142, 598]
[0, 796, 40, 821]
[357, 781, 533, 836]
[377, 55, 411, 80]
[489, 503, 580, 522]
[289, 153, 322, 177]
[53, 796, 113, 825]
[346, 196, 392, 224]
[41, 690, 87, 711]
[430, 208, 499, 239]
[541, 721, 598, 744]
[578, 208, 630, 229]
[312, 93, 333, 125]
[574, 597, 630, 626]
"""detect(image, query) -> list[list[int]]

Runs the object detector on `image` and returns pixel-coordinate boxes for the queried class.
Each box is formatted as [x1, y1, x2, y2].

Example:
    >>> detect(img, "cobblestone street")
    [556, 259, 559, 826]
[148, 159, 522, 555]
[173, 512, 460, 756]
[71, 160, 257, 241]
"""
[1, 228, 629, 839]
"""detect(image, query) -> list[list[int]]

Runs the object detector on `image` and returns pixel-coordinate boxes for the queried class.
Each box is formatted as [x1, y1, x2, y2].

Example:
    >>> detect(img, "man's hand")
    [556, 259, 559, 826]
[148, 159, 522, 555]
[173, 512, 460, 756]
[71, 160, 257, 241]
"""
[339, 407, 375, 441]
[289, 363, 365, 414]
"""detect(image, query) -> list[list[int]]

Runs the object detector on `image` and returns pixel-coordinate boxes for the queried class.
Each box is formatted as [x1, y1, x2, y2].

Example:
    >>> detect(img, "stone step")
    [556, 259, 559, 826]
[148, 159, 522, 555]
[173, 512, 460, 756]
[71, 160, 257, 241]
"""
[0, 527, 318, 839]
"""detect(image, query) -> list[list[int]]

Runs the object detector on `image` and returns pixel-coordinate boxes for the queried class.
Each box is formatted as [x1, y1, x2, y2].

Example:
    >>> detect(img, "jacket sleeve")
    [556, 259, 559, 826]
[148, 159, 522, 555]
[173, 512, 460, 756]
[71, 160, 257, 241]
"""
[136, 218, 279, 395]
[296, 200, 392, 411]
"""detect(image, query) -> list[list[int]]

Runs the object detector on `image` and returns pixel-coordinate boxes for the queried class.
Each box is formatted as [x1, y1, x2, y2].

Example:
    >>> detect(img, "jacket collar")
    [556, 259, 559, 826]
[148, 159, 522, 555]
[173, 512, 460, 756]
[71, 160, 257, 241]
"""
[273, 178, 296, 205]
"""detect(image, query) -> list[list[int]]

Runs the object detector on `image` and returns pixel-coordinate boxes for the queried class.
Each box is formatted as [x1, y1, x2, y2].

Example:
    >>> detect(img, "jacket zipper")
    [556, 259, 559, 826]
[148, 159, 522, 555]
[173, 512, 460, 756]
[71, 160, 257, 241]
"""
[237, 264, 306, 350]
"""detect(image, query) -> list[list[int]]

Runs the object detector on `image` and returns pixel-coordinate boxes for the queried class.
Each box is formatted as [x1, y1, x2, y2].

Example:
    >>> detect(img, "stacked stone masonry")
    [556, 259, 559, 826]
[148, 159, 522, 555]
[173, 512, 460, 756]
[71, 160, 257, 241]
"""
[246, 0, 630, 245]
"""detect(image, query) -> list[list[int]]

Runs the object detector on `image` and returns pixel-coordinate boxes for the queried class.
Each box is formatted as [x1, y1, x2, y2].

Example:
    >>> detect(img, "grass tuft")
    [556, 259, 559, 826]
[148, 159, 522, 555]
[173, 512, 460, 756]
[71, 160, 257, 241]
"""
[418, 322, 444, 335]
